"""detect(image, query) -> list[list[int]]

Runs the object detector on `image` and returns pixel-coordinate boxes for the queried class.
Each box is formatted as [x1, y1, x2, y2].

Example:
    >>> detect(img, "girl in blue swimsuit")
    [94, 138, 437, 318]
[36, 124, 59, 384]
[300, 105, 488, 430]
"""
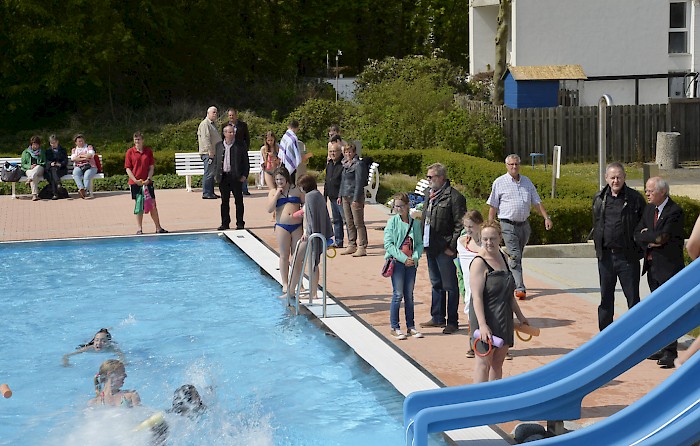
[267, 166, 304, 295]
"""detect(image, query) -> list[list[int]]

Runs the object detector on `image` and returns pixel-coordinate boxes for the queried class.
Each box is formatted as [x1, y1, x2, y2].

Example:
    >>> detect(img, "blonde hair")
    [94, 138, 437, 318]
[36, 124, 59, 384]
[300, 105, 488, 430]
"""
[464, 209, 484, 226]
[481, 220, 502, 234]
[94, 359, 125, 395]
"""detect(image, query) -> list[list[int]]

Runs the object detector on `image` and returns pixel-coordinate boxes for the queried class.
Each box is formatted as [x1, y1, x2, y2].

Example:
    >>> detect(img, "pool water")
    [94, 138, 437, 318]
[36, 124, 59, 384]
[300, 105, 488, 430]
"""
[0, 234, 446, 445]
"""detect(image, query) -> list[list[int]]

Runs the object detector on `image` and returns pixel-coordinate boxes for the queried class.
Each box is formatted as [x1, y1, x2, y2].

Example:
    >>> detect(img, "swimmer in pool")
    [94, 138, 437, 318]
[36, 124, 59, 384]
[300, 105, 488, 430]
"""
[170, 384, 207, 418]
[63, 328, 124, 366]
[267, 166, 304, 295]
[88, 359, 140, 407]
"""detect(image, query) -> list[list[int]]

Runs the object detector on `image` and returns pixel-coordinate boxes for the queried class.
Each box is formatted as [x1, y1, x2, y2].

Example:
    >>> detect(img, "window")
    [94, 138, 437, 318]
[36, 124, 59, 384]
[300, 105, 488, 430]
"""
[669, 2, 688, 53]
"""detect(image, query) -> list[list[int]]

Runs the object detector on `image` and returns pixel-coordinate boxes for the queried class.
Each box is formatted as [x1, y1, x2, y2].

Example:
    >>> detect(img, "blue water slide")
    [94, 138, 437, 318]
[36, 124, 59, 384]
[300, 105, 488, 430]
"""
[404, 259, 700, 446]
[531, 347, 700, 445]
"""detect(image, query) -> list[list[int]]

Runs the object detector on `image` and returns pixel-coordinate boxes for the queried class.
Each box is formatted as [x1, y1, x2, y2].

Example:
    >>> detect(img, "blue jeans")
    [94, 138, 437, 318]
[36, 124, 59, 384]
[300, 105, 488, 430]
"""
[72, 166, 98, 191]
[328, 198, 345, 244]
[201, 154, 215, 196]
[390, 261, 417, 330]
[426, 250, 459, 327]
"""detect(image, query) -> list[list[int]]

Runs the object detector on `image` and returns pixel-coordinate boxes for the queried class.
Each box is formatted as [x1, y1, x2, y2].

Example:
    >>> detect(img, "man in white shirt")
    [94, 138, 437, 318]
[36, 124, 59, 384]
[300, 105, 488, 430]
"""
[197, 106, 222, 199]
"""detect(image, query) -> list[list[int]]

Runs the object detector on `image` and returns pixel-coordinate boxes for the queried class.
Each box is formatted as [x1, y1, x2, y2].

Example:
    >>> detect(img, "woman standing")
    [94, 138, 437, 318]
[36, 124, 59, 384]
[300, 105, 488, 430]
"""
[20, 135, 46, 201]
[289, 174, 333, 301]
[70, 133, 98, 199]
[267, 166, 304, 295]
[260, 131, 280, 189]
[338, 142, 367, 257]
[457, 210, 484, 357]
[469, 220, 529, 383]
[89, 359, 140, 407]
[384, 193, 424, 340]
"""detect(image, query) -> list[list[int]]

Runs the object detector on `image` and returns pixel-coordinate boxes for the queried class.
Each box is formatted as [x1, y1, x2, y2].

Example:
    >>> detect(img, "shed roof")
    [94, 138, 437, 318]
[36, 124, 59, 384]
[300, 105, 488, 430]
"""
[508, 64, 587, 80]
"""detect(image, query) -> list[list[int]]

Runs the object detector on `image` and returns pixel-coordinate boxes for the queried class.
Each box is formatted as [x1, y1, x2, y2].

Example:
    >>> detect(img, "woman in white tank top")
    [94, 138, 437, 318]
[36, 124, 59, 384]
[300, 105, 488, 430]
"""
[457, 210, 484, 357]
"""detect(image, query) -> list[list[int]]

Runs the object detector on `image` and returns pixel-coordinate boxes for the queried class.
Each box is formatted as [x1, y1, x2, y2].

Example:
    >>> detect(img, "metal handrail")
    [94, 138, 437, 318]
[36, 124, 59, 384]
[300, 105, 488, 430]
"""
[286, 233, 329, 317]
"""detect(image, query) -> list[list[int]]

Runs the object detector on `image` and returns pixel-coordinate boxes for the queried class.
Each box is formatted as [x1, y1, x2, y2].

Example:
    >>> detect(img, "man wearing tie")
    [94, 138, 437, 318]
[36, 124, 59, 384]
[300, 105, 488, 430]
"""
[634, 176, 685, 368]
[221, 108, 251, 195]
[214, 125, 249, 230]
[278, 120, 302, 184]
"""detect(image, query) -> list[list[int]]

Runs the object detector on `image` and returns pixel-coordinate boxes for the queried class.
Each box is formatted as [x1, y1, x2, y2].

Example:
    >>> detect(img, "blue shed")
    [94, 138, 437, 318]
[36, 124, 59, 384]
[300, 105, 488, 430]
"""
[504, 65, 587, 109]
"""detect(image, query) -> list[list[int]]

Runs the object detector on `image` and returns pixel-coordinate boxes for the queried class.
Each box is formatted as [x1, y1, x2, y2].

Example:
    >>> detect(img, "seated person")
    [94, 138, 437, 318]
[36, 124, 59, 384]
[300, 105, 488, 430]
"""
[70, 133, 98, 199]
[63, 328, 124, 366]
[21, 135, 46, 201]
[45, 134, 68, 199]
[89, 359, 140, 407]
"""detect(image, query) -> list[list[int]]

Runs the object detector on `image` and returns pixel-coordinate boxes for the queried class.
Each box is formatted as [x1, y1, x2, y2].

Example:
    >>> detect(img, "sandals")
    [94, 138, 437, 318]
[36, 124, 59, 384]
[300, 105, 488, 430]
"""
[136, 230, 143, 235]
[156, 228, 169, 234]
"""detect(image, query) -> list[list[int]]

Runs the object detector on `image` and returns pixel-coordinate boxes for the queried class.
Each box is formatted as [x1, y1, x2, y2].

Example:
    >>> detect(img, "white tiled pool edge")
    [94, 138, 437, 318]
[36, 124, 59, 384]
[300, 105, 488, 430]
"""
[227, 230, 509, 445]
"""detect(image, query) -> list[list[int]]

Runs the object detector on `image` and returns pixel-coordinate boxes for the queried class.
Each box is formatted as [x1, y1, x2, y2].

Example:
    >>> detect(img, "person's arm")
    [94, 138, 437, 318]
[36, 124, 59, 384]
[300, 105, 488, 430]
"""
[511, 295, 529, 327]
[62, 346, 89, 366]
[20, 150, 31, 171]
[537, 203, 553, 230]
[676, 337, 700, 367]
[686, 215, 700, 260]
[488, 206, 498, 222]
[241, 145, 249, 181]
[127, 390, 141, 406]
[447, 193, 467, 255]
[469, 257, 491, 342]
[352, 160, 364, 203]
[145, 164, 155, 185]
[383, 217, 408, 263]
[267, 188, 281, 213]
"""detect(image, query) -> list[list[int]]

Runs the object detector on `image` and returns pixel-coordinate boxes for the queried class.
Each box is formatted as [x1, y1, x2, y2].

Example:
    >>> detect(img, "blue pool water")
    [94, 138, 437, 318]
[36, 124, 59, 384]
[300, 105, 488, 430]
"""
[0, 234, 446, 445]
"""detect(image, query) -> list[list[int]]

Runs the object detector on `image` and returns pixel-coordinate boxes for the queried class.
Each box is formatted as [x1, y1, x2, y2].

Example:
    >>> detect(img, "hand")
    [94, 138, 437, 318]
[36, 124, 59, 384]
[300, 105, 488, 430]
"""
[351, 200, 361, 210]
[62, 355, 70, 367]
[301, 234, 308, 242]
[137, 179, 144, 186]
[444, 248, 455, 256]
[519, 317, 530, 327]
[544, 219, 553, 230]
[479, 324, 492, 343]
[405, 258, 415, 267]
[240, 176, 246, 183]
[337, 198, 341, 205]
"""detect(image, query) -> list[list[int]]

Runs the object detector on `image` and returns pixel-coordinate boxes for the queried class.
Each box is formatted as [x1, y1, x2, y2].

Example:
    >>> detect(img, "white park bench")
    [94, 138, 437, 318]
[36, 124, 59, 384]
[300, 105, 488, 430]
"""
[0, 155, 104, 199]
[363, 161, 380, 204]
[414, 178, 429, 196]
[175, 151, 263, 192]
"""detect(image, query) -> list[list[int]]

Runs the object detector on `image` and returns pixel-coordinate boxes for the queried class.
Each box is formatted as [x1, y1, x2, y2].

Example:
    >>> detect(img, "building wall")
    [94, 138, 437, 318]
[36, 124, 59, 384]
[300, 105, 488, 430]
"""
[469, 3, 499, 75]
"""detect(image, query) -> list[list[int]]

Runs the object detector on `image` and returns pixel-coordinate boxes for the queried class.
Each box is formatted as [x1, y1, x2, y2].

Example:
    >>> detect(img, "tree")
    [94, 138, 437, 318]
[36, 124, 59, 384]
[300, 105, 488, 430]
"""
[492, 0, 511, 105]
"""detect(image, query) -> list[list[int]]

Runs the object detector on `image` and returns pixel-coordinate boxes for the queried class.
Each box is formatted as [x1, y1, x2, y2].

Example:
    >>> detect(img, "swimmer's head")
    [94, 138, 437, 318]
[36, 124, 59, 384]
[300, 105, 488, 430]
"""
[94, 359, 126, 394]
[92, 329, 112, 351]
[171, 384, 205, 416]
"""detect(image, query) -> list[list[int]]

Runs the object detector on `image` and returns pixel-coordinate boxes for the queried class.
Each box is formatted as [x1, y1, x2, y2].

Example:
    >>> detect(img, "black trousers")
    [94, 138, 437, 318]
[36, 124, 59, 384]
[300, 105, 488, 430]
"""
[219, 172, 244, 229]
[46, 166, 64, 194]
[597, 249, 640, 331]
[647, 270, 678, 357]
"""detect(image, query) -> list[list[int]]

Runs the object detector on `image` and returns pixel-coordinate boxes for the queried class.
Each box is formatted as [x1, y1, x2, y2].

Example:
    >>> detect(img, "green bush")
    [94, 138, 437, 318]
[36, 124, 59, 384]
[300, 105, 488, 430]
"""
[287, 99, 350, 141]
[354, 56, 469, 94]
[435, 108, 504, 161]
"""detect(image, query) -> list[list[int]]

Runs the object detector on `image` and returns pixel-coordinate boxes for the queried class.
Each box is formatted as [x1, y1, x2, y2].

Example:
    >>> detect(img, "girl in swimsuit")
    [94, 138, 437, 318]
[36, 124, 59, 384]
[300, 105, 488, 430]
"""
[457, 210, 484, 358]
[267, 166, 304, 295]
[62, 328, 124, 366]
[260, 131, 280, 189]
[88, 359, 140, 407]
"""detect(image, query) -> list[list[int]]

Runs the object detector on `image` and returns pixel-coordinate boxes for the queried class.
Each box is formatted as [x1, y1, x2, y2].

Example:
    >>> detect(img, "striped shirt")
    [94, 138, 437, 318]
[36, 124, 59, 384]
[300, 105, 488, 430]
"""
[279, 129, 301, 174]
[487, 173, 542, 222]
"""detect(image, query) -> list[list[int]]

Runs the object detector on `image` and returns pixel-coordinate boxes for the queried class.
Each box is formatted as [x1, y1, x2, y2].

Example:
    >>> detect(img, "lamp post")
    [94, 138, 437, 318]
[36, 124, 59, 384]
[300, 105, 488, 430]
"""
[335, 49, 342, 102]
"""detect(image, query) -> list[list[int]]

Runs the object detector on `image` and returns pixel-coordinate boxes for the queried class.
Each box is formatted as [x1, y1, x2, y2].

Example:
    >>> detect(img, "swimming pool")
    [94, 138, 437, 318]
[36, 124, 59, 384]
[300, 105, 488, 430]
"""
[0, 234, 447, 445]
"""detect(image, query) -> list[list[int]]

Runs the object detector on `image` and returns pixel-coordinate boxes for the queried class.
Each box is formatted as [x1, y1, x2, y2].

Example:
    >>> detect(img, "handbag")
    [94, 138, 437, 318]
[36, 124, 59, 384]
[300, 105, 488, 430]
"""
[1, 162, 22, 182]
[143, 185, 155, 214]
[381, 218, 414, 278]
[134, 190, 144, 214]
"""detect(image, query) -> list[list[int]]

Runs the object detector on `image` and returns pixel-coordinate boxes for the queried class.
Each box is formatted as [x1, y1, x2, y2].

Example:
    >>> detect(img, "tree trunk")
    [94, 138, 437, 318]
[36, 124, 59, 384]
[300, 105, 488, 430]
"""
[492, 0, 511, 105]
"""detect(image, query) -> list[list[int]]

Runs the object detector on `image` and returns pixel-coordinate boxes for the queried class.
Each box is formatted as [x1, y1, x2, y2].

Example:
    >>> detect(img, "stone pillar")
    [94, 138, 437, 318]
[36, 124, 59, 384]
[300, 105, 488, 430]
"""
[655, 132, 680, 169]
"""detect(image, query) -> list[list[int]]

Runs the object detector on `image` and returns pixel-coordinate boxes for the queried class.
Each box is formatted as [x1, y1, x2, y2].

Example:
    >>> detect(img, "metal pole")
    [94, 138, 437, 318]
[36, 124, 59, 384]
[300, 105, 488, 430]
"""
[598, 94, 613, 190]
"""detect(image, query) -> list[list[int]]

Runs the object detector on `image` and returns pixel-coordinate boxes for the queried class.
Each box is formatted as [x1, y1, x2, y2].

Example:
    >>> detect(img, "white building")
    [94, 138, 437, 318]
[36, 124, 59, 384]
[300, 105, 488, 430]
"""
[469, 0, 700, 106]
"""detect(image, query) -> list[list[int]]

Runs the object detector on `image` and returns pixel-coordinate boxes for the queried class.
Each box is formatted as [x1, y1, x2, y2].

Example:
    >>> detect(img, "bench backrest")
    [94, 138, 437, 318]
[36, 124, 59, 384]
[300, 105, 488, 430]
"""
[414, 178, 430, 196]
[175, 153, 204, 172]
[1, 155, 103, 171]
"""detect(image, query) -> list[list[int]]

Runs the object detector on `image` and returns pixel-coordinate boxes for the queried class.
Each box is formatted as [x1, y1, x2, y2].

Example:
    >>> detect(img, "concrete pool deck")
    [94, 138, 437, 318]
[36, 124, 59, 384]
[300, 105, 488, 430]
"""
[0, 186, 693, 443]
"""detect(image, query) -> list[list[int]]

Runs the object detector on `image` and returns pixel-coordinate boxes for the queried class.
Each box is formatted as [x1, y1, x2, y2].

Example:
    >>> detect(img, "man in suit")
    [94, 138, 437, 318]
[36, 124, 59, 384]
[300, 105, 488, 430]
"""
[214, 125, 249, 230]
[221, 108, 251, 195]
[634, 176, 685, 368]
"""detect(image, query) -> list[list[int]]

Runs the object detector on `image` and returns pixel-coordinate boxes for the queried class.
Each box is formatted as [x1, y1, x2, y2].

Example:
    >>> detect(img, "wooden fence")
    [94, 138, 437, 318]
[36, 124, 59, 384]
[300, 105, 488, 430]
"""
[458, 99, 700, 163]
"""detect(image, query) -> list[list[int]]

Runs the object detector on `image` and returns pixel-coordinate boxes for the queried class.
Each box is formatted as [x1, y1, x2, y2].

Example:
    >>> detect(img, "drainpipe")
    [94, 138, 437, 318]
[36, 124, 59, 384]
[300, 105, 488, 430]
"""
[598, 94, 613, 190]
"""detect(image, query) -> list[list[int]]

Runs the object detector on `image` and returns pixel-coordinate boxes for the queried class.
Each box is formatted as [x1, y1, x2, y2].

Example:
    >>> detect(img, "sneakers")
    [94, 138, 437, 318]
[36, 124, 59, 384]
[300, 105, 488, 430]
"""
[78, 188, 86, 199]
[442, 325, 458, 334]
[506, 352, 514, 360]
[352, 247, 367, 257]
[340, 246, 357, 255]
[514, 290, 527, 300]
[420, 319, 447, 328]
[407, 329, 424, 339]
[390, 329, 407, 340]
[465, 349, 475, 358]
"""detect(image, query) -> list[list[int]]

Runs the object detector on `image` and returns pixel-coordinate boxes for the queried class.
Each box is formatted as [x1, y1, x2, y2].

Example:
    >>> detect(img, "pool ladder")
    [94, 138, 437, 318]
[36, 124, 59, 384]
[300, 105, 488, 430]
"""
[287, 233, 329, 317]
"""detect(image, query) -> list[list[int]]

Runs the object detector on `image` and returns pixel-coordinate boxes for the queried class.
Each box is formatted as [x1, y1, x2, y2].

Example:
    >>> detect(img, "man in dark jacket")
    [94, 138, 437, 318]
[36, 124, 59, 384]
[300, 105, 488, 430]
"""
[634, 176, 685, 368]
[324, 136, 345, 248]
[222, 108, 251, 194]
[419, 163, 467, 334]
[215, 125, 249, 230]
[591, 162, 646, 331]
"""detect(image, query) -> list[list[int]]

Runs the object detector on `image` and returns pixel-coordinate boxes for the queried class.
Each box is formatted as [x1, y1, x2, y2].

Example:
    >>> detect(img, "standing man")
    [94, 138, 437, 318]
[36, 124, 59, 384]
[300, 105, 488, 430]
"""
[214, 125, 249, 230]
[125, 131, 168, 235]
[279, 120, 302, 184]
[635, 176, 685, 368]
[487, 154, 553, 300]
[197, 106, 221, 199]
[419, 163, 467, 334]
[324, 136, 345, 248]
[222, 108, 251, 195]
[592, 162, 646, 331]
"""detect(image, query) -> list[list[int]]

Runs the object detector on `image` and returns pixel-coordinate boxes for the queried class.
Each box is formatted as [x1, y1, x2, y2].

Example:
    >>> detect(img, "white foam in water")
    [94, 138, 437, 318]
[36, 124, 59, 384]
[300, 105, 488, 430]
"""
[120, 314, 138, 326]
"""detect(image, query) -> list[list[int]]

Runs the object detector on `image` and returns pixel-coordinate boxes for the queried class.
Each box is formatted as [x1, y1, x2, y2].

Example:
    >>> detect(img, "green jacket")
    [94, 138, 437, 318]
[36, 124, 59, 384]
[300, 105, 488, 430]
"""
[21, 147, 46, 171]
[383, 214, 424, 266]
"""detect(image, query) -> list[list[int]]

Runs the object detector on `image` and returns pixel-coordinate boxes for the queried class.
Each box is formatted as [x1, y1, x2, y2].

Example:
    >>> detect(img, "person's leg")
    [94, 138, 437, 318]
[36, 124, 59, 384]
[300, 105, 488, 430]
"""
[390, 262, 406, 330]
[647, 274, 678, 361]
[403, 264, 417, 330]
[27, 166, 43, 195]
[615, 255, 641, 310]
[277, 229, 292, 292]
[264, 172, 275, 189]
[147, 186, 164, 231]
[201, 154, 215, 197]
[489, 346, 510, 381]
[501, 221, 525, 292]
[47, 166, 59, 195]
[426, 252, 447, 325]
[436, 252, 459, 328]
[329, 199, 345, 246]
[341, 197, 357, 253]
[241, 178, 250, 195]
[288, 239, 308, 295]
[232, 179, 245, 229]
[597, 252, 617, 331]
[473, 352, 492, 384]
[219, 174, 232, 228]
[354, 200, 367, 249]
[84, 167, 97, 192]
[131, 185, 145, 233]
[72, 167, 85, 192]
